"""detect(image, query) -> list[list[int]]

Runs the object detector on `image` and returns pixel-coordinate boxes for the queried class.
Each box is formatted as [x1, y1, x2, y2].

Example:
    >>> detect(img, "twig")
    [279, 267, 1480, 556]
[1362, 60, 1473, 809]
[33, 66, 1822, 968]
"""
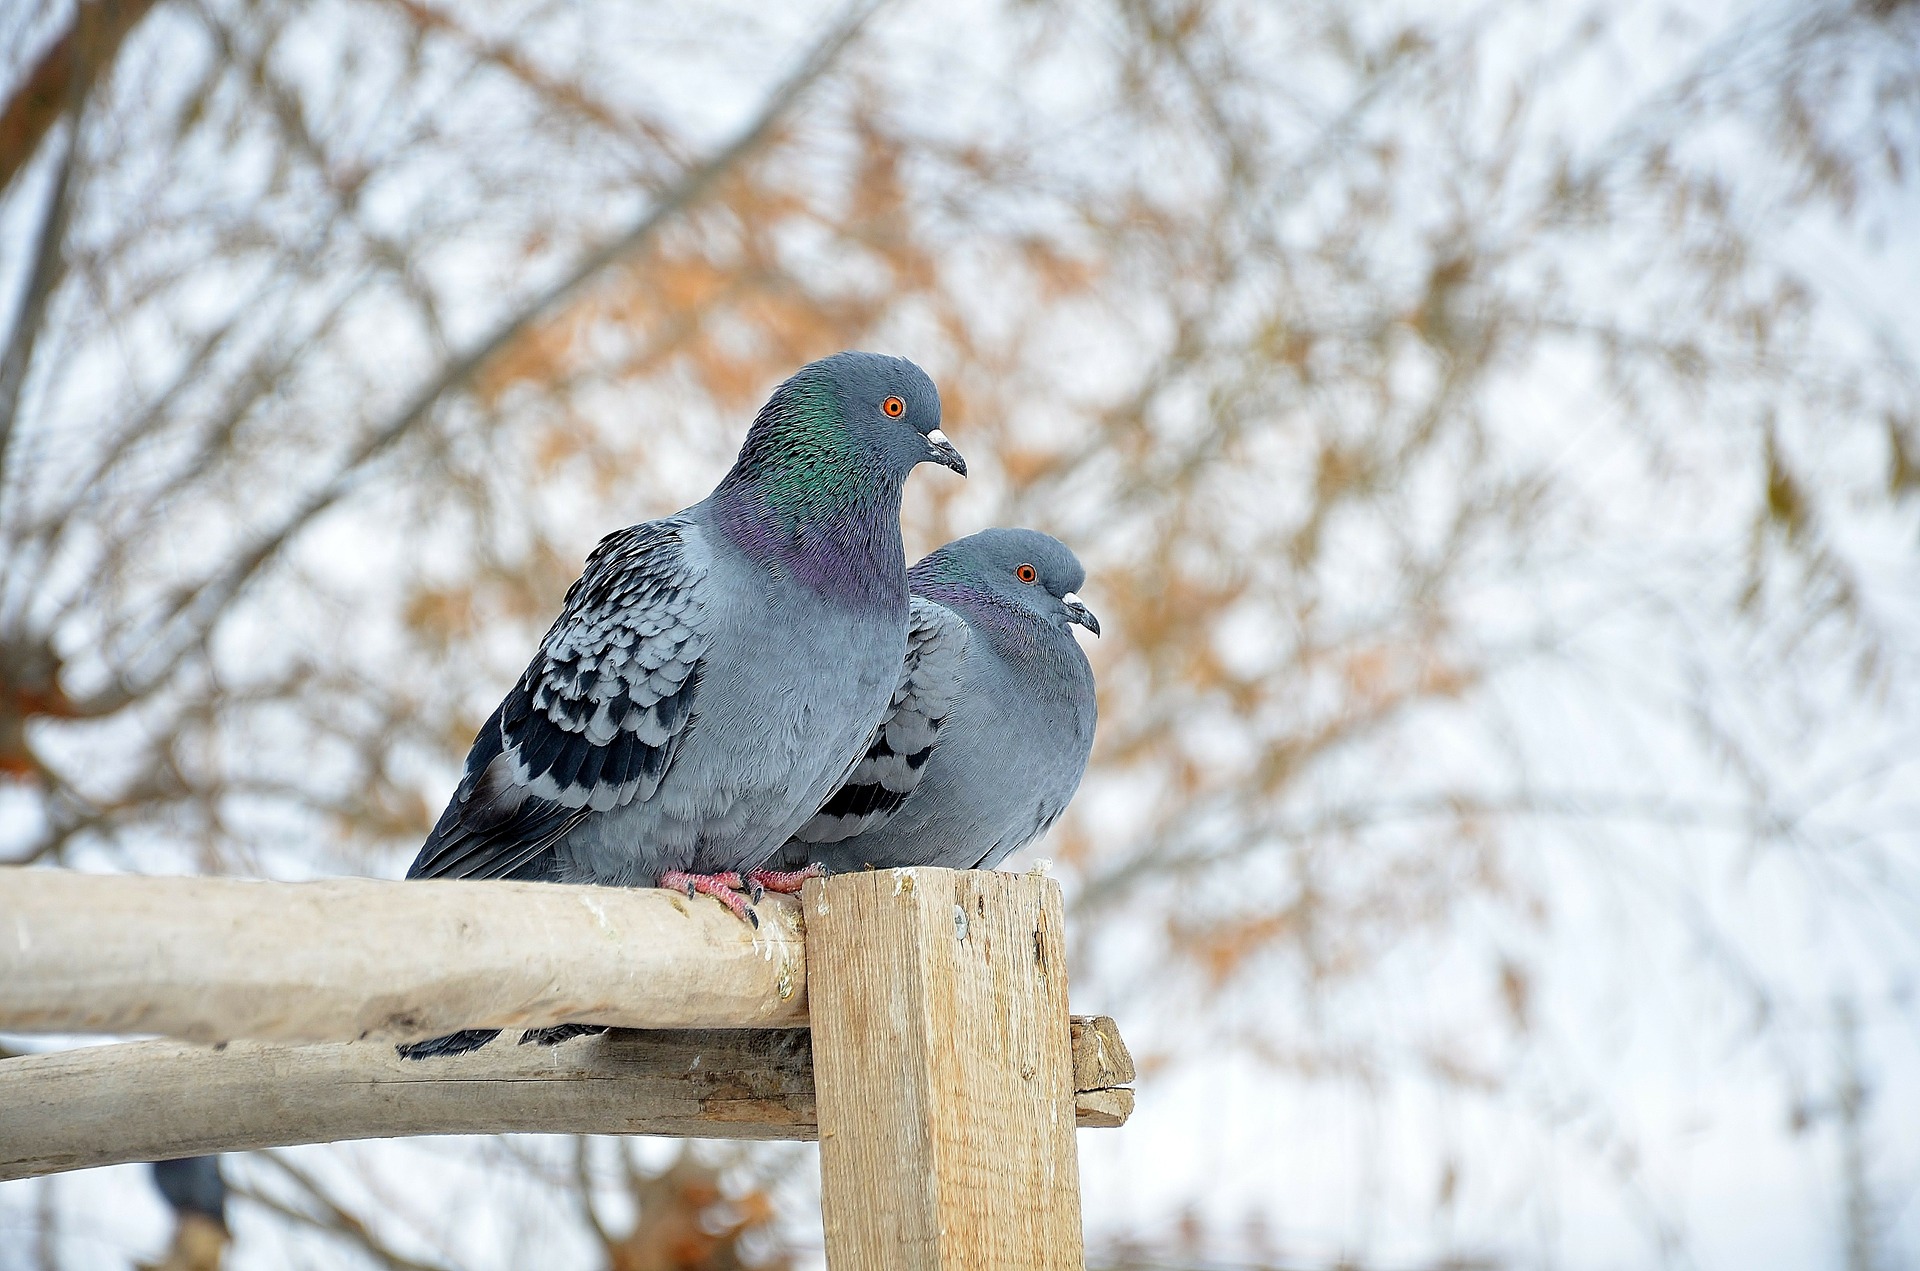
[0, 0, 160, 192]
[237, 1150, 452, 1271]
[94, 0, 886, 715]
[0, 102, 79, 490]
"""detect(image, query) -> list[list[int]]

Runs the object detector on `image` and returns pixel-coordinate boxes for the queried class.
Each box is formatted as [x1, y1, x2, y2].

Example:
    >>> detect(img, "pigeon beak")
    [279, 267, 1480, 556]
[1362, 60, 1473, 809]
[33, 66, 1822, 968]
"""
[1062, 592, 1100, 637]
[925, 428, 967, 477]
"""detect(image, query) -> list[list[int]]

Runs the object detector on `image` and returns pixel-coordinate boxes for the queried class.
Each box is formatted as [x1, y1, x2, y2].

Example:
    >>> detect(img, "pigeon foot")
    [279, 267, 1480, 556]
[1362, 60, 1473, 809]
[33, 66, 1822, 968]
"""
[659, 870, 758, 928]
[746, 864, 827, 900]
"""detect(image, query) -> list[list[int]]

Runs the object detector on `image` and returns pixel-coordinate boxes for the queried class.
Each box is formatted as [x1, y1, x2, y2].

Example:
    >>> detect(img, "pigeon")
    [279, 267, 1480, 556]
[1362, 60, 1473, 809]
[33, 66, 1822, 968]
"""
[401, 352, 964, 1058]
[775, 528, 1097, 873]
[151, 1156, 227, 1231]
[148, 1156, 229, 1271]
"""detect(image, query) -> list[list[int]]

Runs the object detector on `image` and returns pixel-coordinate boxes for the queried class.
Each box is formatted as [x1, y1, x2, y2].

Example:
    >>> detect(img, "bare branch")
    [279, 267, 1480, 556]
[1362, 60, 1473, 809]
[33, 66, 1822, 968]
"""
[94, 0, 886, 715]
[237, 1152, 452, 1271]
[0, 0, 159, 192]
[0, 106, 78, 487]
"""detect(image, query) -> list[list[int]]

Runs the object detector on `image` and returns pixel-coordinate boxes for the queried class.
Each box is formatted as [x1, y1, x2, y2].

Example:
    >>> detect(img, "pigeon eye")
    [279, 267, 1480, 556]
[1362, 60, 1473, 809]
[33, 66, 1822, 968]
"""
[1016, 564, 1038, 583]
[881, 396, 906, 417]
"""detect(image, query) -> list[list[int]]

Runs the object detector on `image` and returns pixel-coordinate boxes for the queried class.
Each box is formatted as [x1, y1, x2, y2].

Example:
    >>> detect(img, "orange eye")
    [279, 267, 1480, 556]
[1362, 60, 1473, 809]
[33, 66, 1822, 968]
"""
[882, 396, 906, 417]
[1016, 564, 1038, 583]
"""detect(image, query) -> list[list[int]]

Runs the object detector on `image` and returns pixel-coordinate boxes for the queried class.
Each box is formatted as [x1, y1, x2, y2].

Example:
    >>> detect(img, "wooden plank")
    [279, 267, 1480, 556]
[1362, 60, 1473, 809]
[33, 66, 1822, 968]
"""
[806, 868, 1086, 1271]
[0, 1019, 1133, 1179]
[0, 870, 805, 1043]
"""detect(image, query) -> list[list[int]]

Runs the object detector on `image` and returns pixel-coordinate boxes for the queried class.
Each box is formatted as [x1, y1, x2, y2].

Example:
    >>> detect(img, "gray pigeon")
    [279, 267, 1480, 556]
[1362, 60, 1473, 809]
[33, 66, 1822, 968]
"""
[151, 1156, 226, 1231]
[401, 352, 964, 1057]
[778, 528, 1097, 873]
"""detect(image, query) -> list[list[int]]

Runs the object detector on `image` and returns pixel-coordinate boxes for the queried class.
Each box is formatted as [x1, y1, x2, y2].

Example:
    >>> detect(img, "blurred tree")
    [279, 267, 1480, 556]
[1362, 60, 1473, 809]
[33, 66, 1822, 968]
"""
[1, 0, 1916, 1266]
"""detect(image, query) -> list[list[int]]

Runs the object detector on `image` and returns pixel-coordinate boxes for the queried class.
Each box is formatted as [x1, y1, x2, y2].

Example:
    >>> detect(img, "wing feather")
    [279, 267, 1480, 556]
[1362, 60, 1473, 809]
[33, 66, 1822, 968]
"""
[408, 520, 710, 881]
[789, 595, 970, 846]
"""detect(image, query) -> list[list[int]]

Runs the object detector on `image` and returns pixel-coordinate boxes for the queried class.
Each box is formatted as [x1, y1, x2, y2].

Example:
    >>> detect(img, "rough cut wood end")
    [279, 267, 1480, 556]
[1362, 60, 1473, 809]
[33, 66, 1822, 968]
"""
[1073, 1086, 1135, 1130]
[1070, 1014, 1136, 1128]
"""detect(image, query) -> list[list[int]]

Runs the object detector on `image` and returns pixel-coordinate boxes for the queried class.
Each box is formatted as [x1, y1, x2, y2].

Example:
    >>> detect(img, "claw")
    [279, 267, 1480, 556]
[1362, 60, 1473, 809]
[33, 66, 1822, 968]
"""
[747, 863, 828, 895]
[658, 870, 758, 927]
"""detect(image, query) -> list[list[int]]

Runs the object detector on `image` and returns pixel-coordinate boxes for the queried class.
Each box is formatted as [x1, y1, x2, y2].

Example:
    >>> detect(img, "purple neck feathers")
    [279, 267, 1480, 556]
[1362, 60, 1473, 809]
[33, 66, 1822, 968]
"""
[711, 481, 906, 608]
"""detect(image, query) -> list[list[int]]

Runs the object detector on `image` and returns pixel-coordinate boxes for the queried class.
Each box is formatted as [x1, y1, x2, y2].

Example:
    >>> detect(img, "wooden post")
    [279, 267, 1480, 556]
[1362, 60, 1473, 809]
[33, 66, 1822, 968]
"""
[805, 867, 1085, 1271]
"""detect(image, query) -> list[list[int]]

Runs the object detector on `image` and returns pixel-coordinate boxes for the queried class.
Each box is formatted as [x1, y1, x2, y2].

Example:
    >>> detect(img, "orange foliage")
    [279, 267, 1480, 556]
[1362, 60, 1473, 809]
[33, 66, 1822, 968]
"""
[603, 1151, 790, 1271]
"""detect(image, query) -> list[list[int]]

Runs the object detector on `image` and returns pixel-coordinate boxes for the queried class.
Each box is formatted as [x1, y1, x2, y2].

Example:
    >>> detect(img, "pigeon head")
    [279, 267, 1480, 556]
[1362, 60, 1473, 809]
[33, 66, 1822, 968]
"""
[824, 351, 965, 480]
[713, 353, 963, 602]
[911, 527, 1100, 639]
[724, 352, 963, 508]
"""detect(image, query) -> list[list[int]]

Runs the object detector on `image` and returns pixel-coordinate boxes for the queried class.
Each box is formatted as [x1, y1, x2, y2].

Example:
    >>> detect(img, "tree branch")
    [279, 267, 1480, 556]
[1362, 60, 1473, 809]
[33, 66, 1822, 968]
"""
[0, 0, 159, 191]
[237, 1152, 452, 1271]
[93, 0, 884, 715]
[0, 96, 80, 492]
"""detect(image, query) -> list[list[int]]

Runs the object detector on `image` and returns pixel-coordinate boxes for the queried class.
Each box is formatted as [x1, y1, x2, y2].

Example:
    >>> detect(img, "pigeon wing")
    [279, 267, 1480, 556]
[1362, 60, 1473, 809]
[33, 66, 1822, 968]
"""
[409, 518, 710, 881]
[790, 594, 970, 846]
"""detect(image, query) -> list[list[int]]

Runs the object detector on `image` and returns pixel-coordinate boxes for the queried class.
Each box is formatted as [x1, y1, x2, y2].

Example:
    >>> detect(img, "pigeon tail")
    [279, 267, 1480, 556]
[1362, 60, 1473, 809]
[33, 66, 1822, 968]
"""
[520, 1023, 607, 1047]
[396, 1029, 500, 1060]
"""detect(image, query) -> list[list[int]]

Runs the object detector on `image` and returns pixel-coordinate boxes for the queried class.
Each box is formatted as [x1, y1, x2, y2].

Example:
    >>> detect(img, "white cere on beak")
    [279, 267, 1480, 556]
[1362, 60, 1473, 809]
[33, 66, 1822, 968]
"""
[928, 429, 949, 446]
[1063, 591, 1081, 606]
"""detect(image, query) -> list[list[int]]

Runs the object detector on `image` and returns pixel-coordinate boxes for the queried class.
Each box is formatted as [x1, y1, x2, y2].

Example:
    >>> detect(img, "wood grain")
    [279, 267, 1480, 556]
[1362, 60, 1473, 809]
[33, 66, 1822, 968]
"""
[0, 1028, 814, 1179]
[1071, 1086, 1134, 1130]
[0, 1018, 1133, 1179]
[0, 869, 806, 1042]
[806, 868, 1086, 1271]
[1070, 1014, 1136, 1091]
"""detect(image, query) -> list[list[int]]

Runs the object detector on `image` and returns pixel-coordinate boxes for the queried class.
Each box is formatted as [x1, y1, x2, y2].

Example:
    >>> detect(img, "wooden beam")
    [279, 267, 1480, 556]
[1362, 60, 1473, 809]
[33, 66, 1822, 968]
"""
[806, 868, 1086, 1271]
[0, 870, 806, 1042]
[0, 1019, 1134, 1179]
[0, 1028, 812, 1179]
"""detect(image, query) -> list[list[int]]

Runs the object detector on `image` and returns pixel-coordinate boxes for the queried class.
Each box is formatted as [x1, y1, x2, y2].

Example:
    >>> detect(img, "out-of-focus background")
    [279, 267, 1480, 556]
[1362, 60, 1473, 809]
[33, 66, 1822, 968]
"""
[1, 0, 1917, 1266]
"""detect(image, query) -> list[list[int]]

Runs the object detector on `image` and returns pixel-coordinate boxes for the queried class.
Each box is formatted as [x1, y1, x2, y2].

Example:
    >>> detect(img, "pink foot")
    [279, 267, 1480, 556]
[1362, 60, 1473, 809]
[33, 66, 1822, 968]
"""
[659, 870, 757, 927]
[747, 863, 828, 897]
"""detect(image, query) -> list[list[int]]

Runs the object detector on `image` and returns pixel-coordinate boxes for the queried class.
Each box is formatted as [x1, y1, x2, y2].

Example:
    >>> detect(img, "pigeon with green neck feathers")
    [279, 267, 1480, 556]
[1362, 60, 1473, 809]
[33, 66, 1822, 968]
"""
[400, 352, 963, 1058]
